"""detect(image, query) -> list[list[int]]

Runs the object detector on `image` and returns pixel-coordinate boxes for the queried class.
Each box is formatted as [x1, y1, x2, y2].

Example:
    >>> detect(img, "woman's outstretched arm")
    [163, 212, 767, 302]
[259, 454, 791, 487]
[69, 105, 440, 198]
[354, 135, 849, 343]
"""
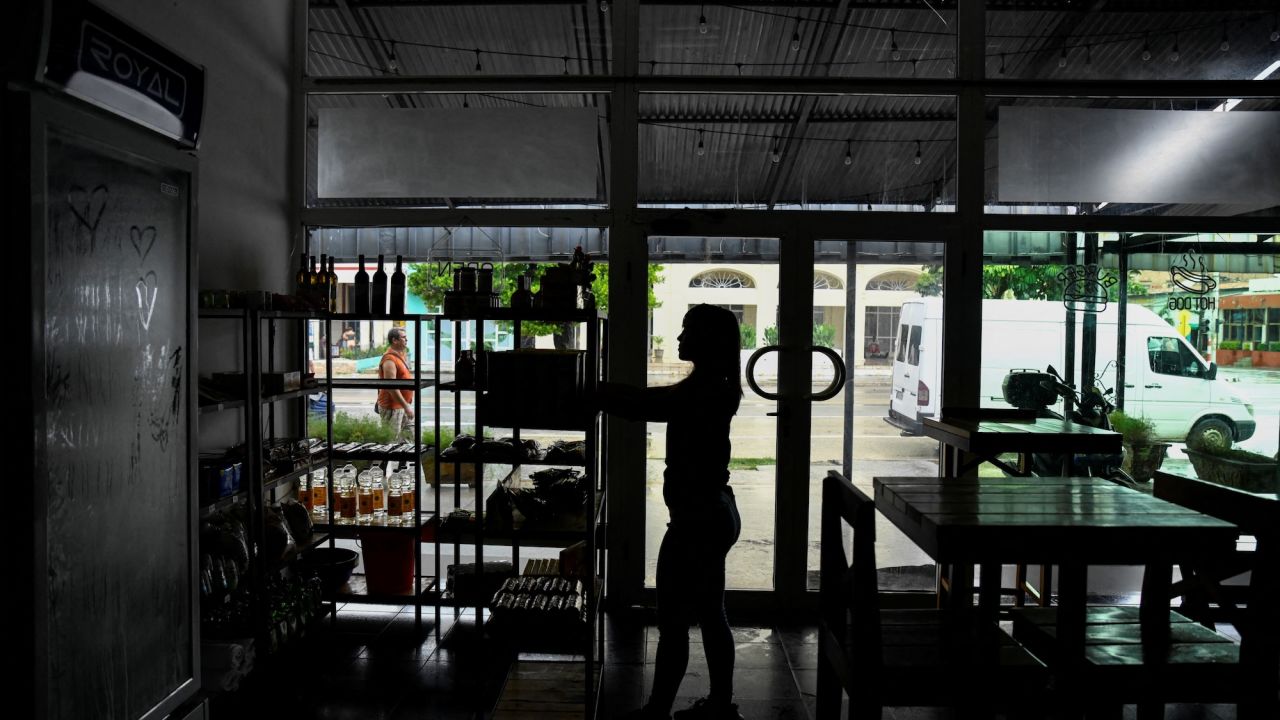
[597, 381, 677, 423]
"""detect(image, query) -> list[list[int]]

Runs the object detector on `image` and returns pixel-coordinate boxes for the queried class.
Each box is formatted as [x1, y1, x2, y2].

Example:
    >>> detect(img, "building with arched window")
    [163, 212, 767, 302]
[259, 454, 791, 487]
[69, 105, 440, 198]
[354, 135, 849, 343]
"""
[651, 263, 927, 368]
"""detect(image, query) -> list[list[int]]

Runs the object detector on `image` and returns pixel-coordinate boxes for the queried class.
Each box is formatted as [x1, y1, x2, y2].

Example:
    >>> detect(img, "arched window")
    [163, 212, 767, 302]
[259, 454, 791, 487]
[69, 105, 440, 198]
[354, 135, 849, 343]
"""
[814, 271, 844, 290]
[866, 271, 919, 292]
[690, 269, 756, 288]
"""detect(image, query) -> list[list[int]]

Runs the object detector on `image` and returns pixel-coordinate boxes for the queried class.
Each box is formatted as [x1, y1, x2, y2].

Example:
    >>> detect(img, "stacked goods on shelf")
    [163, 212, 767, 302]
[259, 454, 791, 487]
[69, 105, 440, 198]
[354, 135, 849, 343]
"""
[199, 452, 243, 506]
[446, 561, 514, 605]
[490, 575, 586, 625]
[481, 350, 586, 429]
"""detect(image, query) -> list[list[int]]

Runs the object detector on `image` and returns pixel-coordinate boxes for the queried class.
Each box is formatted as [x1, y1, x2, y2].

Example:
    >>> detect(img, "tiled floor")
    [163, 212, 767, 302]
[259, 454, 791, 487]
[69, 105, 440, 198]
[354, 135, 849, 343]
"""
[210, 605, 1243, 720]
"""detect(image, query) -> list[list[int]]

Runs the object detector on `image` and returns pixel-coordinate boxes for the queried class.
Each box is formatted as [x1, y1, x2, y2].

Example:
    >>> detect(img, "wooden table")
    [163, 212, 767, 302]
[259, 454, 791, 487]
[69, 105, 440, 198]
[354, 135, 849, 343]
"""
[872, 476, 1238, 669]
[923, 415, 1121, 477]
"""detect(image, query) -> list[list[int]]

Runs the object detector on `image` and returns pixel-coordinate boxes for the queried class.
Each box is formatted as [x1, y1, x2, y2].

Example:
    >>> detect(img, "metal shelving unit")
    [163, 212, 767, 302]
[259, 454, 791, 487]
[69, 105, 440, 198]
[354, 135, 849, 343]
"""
[432, 309, 608, 711]
[196, 304, 330, 658]
[312, 314, 437, 627]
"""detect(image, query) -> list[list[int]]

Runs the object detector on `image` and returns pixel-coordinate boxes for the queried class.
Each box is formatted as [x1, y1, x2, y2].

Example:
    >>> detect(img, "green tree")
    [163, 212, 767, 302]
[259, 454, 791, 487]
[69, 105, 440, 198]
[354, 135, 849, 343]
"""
[915, 264, 1147, 301]
[406, 261, 665, 345]
[739, 323, 756, 349]
[764, 325, 779, 346]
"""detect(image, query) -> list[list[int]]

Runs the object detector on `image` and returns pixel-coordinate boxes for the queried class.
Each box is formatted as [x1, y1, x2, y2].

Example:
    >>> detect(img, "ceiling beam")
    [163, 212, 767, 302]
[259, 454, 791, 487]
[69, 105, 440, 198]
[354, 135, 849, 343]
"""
[314, 1, 1276, 11]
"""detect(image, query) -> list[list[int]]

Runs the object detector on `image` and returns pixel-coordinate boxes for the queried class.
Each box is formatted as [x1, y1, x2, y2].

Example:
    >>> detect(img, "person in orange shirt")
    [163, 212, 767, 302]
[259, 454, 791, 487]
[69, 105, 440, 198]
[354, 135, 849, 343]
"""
[376, 327, 414, 441]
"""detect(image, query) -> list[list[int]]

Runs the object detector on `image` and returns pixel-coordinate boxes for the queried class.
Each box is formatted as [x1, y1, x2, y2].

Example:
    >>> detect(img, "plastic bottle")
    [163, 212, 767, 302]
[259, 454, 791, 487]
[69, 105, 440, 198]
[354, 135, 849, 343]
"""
[335, 469, 356, 525]
[385, 470, 403, 526]
[310, 468, 328, 518]
[357, 468, 374, 525]
[370, 465, 387, 522]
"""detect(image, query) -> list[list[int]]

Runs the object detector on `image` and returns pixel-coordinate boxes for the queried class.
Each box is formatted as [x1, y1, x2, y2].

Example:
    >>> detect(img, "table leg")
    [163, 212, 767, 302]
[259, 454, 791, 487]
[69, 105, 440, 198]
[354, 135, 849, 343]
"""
[979, 563, 1002, 619]
[1056, 564, 1088, 662]
[945, 563, 974, 611]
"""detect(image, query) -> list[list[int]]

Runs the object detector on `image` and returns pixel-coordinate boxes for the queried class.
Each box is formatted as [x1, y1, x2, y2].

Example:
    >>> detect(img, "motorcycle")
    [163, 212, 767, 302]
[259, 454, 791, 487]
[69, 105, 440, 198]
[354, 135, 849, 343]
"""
[1001, 365, 1136, 486]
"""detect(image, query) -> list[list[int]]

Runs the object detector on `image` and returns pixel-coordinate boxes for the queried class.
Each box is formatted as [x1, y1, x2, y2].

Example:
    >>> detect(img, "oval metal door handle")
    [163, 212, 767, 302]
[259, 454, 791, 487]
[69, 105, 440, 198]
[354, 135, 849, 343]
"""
[745, 346, 781, 400]
[809, 346, 846, 401]
[744, 345, 847, 402]
[1144, 383, 1162, 389]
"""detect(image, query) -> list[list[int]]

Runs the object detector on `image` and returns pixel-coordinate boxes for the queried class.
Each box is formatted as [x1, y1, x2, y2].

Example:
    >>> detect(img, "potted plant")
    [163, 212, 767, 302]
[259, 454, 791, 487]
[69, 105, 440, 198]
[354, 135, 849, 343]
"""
[1184, 446, 1280, 494]
[652, 335, 664, 362]
[1108, 411, 1169, 482]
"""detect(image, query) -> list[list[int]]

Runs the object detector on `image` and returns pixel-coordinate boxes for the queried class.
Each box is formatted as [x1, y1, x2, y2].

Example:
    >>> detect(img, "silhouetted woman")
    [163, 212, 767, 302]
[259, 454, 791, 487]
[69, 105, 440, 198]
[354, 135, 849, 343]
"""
[602, 304, 744, 720]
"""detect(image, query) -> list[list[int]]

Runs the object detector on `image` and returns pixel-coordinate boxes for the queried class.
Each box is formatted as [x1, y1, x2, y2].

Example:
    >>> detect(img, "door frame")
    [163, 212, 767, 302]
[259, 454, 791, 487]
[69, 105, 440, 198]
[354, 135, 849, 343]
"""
[623, 229, 957, 614]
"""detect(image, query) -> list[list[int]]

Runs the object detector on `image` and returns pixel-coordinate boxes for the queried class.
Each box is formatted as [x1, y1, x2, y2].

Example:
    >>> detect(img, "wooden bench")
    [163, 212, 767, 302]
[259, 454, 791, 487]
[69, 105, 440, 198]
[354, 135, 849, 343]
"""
[816, 471, 1048, 718]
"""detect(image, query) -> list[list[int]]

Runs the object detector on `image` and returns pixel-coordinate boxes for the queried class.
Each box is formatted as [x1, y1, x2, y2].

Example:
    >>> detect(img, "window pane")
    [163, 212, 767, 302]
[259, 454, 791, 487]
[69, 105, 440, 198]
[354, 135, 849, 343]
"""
[638, 93, 956, 212]
[986, 97, 1280, 217]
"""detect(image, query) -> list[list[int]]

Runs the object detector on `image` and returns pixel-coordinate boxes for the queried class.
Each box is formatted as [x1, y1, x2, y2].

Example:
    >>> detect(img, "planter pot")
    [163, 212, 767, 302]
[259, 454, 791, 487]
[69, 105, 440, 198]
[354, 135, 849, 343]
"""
[1215, 349, 1237, 366]
[1183, 448, 1280, 494]
[652, 349, 664, 362]
[1121, 442, 1170, 482]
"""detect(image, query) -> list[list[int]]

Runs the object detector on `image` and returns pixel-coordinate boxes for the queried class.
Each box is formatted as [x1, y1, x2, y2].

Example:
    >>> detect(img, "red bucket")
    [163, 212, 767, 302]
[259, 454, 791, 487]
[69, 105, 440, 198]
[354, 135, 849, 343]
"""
[358, 531, 415, 595]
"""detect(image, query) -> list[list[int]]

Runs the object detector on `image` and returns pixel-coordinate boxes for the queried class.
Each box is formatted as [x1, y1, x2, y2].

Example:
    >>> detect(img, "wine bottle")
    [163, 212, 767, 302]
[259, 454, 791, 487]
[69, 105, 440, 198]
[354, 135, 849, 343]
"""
[353, 254, 370, 316]
[389, 255, 406, 317]
[327, 256, 339, 312]
[371, 254, 388, 316]
[308, 255, 321, 307]
[295, 253, 310, 296]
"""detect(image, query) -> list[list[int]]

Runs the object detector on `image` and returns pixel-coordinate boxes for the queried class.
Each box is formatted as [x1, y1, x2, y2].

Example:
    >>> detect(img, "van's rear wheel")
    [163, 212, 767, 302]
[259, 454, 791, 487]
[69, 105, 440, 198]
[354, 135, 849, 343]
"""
[1187, 418, 1233, 452]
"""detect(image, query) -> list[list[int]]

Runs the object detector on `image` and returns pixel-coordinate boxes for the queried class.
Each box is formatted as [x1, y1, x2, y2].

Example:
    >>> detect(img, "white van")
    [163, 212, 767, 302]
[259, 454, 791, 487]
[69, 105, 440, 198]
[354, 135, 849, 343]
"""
[886, 298, 1256, 448]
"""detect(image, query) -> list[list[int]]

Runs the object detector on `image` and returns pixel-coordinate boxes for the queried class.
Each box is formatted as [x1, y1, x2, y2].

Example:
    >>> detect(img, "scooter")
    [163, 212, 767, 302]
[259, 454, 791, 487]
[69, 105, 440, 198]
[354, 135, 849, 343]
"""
[1002, 365, 1135, 485]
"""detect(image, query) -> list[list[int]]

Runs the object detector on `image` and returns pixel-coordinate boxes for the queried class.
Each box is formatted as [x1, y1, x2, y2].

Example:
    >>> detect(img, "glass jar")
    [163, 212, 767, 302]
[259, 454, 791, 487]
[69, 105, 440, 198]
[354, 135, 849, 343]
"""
[370, 465, 386, 522]
[356, 469, 374, 525]
[335, 471, 356, 525]
[385, 470, 404, 526]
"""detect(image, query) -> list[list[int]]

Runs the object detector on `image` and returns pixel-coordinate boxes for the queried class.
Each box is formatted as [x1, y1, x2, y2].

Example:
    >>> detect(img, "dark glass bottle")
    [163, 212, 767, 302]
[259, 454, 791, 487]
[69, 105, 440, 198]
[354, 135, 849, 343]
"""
[371, 254, 388, 316]
[327, 256, 338, 311]
[308, 255, 321, 307]
[389, 255, 406, 317]
[295, 253, 309, 296]
[354, 254, 370, 316]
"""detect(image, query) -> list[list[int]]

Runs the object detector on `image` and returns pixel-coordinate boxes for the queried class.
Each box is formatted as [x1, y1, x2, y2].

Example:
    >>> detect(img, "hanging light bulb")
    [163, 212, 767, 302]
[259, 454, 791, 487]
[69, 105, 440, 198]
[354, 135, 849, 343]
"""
[462, 94, 469, 109]
[791, 29, 801, 52]
[843, 140, 853, 167]
[599, 0, 609, 12]
[1271, 15, 1279, 42]
[1170, 35, 1180, 63]
[1086, 44, 1093, 66]
[913, 140, 922, 166]
[1220, 23, 1230, 52]
[770, 137, 781, 164]
[474, 49, 483, 72]
[696, 130, 706, 157]
[562, 56, 570, 75]
[1059, 44, 1068, 68]
[1141, 34, 1152, 62]
[890, 29, 901, 62]
[698, 6, 708, 35]
[998, 53, 1006, 75]
[388, 42, 398, 73]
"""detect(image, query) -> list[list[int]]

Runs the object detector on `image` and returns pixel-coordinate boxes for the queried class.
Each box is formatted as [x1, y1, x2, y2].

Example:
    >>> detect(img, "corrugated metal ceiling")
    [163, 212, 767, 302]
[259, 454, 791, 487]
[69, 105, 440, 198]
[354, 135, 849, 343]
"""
[304, 1, 1280, 213]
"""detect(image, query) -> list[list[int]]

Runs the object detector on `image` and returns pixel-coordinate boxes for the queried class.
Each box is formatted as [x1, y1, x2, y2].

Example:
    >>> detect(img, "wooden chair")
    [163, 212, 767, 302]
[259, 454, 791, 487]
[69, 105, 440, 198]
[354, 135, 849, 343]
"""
[1008, 471, 1279, 719]
[816, 471, 1048, 718]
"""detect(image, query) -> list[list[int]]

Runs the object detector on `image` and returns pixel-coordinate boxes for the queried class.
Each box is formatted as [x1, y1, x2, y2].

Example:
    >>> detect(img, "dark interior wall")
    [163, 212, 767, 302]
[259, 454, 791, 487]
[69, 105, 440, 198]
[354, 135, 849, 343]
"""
[97, 0, 295, 292]
[95, 0, 298, 449]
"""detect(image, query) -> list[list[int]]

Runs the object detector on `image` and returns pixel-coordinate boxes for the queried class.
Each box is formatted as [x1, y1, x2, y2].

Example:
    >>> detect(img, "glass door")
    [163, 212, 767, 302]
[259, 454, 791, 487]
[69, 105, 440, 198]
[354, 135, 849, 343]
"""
[644, 236, 780, 590]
